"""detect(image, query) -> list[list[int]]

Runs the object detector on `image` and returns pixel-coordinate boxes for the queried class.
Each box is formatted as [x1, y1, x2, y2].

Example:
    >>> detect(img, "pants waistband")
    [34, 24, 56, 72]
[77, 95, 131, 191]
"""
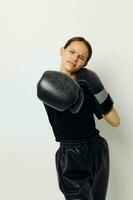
[60, 134, 103, 146]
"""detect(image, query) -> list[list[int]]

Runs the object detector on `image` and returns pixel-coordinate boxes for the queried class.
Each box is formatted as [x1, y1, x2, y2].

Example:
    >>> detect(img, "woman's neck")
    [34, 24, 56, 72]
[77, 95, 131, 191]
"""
[59, 66, 74, 78]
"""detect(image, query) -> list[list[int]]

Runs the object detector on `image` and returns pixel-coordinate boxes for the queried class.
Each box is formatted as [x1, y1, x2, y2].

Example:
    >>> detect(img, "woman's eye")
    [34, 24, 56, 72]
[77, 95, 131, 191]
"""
[70, 51, 74, 53]
[80, 57, 84, 61]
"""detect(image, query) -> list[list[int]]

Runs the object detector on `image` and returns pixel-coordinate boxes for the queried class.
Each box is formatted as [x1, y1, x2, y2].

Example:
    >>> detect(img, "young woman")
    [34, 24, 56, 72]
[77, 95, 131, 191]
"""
[37, 36, 120, 200]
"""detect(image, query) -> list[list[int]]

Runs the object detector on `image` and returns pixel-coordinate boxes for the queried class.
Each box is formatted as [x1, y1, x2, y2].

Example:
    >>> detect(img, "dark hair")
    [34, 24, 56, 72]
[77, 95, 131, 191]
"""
[64, 36, 92, 64]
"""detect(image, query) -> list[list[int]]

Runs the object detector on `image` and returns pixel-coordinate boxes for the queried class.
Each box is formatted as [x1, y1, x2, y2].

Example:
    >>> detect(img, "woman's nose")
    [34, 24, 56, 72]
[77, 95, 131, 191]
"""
[73, 54, 78, 61]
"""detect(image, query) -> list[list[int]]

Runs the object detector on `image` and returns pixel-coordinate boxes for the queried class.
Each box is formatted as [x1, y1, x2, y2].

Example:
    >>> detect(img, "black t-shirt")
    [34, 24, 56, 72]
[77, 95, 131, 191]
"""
[43, 83, 103, 142]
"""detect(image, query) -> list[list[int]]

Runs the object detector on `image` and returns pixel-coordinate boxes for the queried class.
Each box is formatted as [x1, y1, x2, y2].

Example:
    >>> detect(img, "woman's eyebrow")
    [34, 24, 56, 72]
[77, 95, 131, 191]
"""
[70, 48, 86, 58]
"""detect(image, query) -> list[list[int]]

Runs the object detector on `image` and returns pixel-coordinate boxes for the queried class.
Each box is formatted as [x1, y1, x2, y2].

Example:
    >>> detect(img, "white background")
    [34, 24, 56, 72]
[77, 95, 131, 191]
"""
[0, 0, 133, 199]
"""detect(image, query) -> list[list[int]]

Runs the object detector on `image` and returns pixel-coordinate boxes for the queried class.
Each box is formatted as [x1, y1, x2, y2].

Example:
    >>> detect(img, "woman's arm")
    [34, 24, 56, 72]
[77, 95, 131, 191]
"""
[102, 107, 120, 127]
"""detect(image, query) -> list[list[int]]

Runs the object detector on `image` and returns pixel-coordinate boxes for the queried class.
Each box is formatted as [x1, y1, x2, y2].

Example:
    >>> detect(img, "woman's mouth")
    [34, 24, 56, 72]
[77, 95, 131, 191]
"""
[68, 61, 76, 66]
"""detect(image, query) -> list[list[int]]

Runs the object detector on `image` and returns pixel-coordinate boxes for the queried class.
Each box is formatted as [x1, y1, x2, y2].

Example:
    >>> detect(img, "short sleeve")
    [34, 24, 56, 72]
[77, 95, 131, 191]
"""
[93, 104, 103, 120]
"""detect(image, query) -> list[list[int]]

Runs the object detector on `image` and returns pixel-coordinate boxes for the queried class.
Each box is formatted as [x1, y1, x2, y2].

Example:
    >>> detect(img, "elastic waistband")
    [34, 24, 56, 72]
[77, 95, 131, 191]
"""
[60, 134, 103, 146]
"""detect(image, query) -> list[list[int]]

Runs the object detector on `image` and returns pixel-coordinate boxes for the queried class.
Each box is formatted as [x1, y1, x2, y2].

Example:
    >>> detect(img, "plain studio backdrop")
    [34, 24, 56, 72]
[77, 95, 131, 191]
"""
[0, 0, 132, 199]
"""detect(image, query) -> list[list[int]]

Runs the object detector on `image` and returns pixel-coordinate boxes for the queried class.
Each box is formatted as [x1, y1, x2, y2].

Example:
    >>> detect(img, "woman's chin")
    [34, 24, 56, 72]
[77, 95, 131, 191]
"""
[65, 66, 76, 72]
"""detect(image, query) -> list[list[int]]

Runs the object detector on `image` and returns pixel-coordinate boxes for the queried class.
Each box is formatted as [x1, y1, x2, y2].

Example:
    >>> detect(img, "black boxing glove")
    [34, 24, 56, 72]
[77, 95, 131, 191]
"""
[37, 70, 84, 114]
[75, 68, 114, 115]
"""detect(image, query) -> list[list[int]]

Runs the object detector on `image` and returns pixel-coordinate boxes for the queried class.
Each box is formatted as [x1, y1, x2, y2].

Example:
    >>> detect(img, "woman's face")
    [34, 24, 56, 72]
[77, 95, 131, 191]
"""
[60, 41, 89, 74]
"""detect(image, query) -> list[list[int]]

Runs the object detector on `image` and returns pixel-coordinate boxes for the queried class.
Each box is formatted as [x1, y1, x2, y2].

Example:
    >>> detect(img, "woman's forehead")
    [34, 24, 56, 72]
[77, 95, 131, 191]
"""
[68, 41, 88, 56]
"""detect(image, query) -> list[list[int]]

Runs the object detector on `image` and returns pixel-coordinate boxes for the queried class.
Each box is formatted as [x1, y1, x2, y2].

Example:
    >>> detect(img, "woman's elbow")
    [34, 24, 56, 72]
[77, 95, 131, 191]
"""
[111, 119, 120, 127]
[103, 107, 121, 127]
[103, 117, 121, 127]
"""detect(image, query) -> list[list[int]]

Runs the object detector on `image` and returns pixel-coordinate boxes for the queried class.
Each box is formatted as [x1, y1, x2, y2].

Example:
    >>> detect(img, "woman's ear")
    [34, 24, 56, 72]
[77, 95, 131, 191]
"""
[60, 47, 65, 56]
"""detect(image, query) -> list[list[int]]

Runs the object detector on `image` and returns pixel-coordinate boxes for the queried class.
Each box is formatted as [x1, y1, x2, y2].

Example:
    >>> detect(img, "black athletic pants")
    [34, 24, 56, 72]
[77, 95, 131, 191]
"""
[55, 135, 109, 200]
